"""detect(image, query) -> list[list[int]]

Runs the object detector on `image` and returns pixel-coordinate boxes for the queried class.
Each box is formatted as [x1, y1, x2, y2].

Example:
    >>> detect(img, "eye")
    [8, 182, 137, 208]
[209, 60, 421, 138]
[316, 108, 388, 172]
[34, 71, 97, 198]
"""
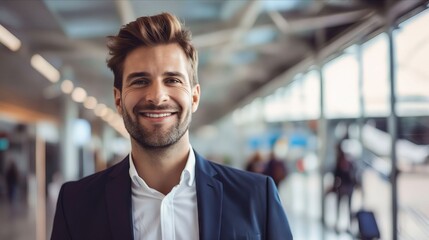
[165, 78, 182, 85]
[131, 78, 150, 86]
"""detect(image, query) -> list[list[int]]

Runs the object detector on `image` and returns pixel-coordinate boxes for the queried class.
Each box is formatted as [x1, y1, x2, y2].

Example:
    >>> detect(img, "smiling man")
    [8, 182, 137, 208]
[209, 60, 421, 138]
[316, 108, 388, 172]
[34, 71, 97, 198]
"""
[120, 44, 197, 150]
[51, 13, 293, 240]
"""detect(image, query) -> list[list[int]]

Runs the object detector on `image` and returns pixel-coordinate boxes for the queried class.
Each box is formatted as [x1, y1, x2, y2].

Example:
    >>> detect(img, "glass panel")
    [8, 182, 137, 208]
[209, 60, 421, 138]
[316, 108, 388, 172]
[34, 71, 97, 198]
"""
[323, 48, 360, 119]
[395, 8, 429, 240]
[362, 33, 390, 117]
[302, 70, 321, 120]
[396, 9, 429, 116]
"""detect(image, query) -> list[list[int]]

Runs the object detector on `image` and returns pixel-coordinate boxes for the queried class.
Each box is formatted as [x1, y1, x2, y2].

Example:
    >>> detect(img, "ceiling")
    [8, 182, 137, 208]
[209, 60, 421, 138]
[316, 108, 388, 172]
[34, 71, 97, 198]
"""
[0, 0, 426, 134]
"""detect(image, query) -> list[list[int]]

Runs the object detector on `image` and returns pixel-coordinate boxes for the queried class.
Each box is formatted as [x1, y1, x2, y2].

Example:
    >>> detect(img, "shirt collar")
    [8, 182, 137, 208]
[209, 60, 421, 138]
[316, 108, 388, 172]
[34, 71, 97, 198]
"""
[182, 146, 196, 187]
[128, 145, 196, 188]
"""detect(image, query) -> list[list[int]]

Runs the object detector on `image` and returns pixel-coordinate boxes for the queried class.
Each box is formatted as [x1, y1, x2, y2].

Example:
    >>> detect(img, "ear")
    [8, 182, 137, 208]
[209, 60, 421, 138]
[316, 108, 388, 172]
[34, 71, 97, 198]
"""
[113, 87, 123, 116]
[191, 84, 200, 113]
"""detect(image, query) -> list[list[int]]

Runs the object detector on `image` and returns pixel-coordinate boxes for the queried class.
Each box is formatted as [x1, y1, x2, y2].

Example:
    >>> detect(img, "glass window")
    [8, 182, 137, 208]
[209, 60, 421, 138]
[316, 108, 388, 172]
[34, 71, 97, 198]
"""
[264, 91, 285, 122]
[263, 70, 321, 122]
[395, 10, 429, 116]
[395, 8, 429, 240]
[362, 33, 390, 117]
[301, 70, 320, 120]
[323, 47, 360, 118]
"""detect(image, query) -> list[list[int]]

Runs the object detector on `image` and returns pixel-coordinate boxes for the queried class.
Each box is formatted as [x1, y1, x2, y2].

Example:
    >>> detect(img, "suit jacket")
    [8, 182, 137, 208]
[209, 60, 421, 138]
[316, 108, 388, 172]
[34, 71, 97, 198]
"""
[51, 151, 293, 240]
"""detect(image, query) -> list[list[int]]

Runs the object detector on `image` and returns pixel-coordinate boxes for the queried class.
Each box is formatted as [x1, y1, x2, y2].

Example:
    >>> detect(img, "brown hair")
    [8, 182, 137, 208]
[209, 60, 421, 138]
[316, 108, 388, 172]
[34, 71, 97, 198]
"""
[106, 12, 198, 90]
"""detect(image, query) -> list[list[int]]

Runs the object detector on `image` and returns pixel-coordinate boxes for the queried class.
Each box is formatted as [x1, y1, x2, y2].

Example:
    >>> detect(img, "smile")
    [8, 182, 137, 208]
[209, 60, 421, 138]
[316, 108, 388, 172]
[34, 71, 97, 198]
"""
[141, 112, 174, 118]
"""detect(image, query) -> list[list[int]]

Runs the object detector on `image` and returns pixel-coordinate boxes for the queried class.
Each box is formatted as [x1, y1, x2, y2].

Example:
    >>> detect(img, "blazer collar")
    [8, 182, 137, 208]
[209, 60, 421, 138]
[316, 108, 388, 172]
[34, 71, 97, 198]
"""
[105, 157, 134, 240]
[195, 151, 223, 240]
[103, 152, 224, 240]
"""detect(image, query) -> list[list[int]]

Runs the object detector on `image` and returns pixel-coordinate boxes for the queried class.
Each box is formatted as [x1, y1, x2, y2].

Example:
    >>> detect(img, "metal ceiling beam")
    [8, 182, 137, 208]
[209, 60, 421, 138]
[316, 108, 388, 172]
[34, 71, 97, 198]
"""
[193, 8, 374, 49]
[227, 0, 262, 43]
[192, 28, 234, 48]
[318, 13, 383, 59]
[209, 0, 262, 64]
[26, 31, 107, 60]
[233, 0, 427, 113]
[270, 9, 375, 34]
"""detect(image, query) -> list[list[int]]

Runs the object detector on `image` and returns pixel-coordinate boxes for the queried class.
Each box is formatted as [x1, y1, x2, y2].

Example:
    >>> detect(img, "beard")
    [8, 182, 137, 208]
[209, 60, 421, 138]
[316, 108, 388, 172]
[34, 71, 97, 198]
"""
[121, 102, 191, 149]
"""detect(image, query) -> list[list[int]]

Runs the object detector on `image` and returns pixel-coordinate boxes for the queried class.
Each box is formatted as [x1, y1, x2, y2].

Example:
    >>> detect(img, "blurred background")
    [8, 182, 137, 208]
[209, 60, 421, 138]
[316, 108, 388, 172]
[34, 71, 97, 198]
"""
[1, 0, 429, 239]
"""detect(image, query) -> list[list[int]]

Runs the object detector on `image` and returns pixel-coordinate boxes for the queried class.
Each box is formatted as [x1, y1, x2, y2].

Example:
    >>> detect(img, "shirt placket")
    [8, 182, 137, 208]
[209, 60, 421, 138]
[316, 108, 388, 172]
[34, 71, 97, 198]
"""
[161, 187, 177, 240]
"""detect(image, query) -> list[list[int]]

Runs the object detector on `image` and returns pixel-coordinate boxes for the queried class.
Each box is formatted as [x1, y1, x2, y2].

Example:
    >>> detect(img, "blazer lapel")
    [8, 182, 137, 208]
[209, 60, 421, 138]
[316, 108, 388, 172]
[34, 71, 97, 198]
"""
[195, 152, 223, 240]
[105, 157, 133, 240]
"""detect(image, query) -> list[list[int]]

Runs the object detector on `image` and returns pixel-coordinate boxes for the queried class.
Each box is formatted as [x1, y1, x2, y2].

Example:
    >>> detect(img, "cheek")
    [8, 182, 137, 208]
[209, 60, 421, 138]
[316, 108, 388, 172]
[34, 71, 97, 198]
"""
[121, 89, 140, 109]
[172, 87, 193, 107]
[175, 85, 192, 96]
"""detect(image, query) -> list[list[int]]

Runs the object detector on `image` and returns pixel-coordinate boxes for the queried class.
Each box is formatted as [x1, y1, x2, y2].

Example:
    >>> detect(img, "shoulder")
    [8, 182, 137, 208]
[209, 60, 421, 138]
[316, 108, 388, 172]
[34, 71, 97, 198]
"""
[60, 158, 128, 198]
[206, 160, 270, 188]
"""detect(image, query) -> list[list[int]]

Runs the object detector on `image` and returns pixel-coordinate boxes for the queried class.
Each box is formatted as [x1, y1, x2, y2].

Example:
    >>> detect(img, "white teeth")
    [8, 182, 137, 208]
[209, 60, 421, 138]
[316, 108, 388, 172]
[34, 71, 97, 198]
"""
[143, 113, 172, 118]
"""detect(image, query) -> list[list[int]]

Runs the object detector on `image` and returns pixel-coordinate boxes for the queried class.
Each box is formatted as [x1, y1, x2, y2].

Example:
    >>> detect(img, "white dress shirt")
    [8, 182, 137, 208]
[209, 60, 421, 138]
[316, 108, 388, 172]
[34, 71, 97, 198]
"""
[129, 146, 199, 240]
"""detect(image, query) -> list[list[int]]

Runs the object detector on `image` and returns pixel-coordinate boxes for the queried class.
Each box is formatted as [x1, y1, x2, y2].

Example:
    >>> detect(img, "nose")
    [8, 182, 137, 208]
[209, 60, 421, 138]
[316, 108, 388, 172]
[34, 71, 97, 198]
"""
[145, 81, 169, 105]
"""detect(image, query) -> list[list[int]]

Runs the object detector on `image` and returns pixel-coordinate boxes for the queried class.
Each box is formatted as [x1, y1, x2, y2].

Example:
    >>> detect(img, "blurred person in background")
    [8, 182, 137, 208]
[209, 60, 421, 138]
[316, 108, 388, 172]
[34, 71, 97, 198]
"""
[332, 136, 356, 232]
[263, 150, 288, 188]
[5, 160, 19, 204]
[51, 12, 292, 240]
[245, 150, 265, 174]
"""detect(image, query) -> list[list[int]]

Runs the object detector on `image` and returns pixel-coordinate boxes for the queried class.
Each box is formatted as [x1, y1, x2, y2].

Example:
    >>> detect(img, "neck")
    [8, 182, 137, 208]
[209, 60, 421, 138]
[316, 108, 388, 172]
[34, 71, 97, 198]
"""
[131, 133, 190, 195]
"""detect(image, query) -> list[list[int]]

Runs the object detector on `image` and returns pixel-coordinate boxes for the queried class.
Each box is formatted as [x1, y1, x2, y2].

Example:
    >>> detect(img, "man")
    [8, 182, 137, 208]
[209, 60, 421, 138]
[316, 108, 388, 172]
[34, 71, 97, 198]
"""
[51, 13, 293, 240]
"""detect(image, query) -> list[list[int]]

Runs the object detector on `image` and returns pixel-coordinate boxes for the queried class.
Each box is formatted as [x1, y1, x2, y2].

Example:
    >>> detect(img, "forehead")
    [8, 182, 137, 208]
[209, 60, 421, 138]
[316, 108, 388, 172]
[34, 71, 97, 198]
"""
[123, 43, 190, 79]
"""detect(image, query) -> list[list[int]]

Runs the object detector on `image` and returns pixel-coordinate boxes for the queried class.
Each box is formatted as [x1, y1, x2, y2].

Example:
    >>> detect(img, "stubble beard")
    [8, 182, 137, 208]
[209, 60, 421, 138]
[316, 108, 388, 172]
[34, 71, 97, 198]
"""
[121, 104, 191, 150]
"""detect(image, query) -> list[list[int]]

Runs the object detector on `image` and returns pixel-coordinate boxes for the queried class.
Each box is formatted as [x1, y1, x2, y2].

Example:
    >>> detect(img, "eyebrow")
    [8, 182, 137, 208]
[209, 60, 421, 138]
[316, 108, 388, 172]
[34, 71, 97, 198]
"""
[163, 71, 186, 79]
[125, 71, 186, 81]
[125, 72, 151, 82]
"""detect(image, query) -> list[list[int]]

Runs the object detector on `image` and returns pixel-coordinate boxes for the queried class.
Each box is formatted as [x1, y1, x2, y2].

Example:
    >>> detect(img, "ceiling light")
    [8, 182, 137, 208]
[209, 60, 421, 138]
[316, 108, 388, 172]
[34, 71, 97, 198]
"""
[83, 96, 97, 109]
[61, 80, 74, 94]
[99, 107, 109, 118]
[101, 108, 111, 118]
[71, 87, 87, 103]
[0, 24, 21, 51]
[104, 113, 127, 138]
[94, 104, 107, 117]
[102, 109, 117, 123]
[112, 121, 129, 139]
[30, 54, 60, 83]
[108, 114, 121, 126]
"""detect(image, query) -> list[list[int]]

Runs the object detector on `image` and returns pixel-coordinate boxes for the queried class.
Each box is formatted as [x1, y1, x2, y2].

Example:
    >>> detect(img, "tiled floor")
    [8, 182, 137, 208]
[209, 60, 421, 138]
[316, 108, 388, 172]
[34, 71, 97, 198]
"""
[279, 173, 356, 240]
[0, 200, 36, 240]
[0, 191, 56, 240]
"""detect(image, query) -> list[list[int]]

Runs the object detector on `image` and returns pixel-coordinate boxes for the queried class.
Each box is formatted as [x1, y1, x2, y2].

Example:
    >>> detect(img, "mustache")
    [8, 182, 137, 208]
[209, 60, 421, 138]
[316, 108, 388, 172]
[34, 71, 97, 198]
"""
[133, 103, 180, 113]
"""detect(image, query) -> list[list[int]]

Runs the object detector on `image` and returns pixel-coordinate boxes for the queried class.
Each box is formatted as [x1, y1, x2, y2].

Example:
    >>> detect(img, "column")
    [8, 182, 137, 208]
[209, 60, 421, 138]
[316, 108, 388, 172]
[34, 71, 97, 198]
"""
[59, 67, 79, 181]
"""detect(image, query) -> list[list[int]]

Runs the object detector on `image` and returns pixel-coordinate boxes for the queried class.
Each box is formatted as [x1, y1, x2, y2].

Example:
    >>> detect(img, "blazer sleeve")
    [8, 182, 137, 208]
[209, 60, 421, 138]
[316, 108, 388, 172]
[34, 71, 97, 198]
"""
[265, 177, 293, 239]
[51, 184, 72, 240]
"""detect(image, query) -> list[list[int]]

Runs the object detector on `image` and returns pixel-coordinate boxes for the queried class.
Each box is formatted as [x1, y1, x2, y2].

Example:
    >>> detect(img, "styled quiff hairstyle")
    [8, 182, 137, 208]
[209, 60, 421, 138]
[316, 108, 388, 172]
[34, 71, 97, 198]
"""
[106, 12, 198, 90]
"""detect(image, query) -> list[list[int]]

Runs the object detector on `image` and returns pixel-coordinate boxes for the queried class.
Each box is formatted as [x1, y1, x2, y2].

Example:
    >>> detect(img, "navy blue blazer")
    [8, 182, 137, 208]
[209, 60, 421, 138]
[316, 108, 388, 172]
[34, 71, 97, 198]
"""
[51, 152, 293, 240]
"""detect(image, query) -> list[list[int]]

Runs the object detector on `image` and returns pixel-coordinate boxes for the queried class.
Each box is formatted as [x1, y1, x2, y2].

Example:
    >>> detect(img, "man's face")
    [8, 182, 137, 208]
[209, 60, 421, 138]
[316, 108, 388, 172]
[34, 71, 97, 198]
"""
[114, 43, 200, 149]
